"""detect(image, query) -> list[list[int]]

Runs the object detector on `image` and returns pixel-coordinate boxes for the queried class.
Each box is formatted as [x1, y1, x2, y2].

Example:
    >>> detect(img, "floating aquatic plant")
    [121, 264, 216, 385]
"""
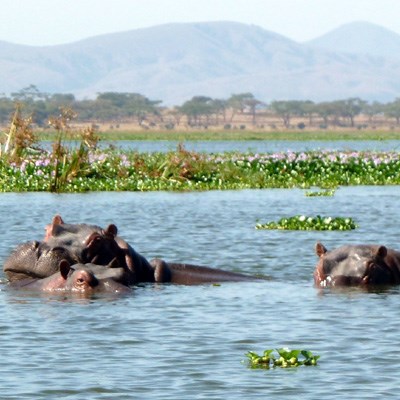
[255, 215, 357, 231]
[246, 348, 320, 369]
[305, 189, 336, 197]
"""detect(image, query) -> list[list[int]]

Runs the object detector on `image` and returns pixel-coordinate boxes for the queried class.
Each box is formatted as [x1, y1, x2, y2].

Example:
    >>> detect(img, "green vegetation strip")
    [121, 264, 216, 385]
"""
[3, 109, 400, 193]
[92, 129, 400, 141]
[246, 348, 320, 369]
[4, 146, 400, 192]
[255, 215, 357, 230]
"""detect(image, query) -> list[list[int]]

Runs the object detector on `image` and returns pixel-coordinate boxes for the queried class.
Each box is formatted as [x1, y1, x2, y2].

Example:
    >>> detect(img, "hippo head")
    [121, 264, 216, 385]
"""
[58, 260, 132, 294]
[59, 260, 100, 292]
[44, 214, 127, 267]
[3, 240, 75, 281]
[314, 242, 395, 287]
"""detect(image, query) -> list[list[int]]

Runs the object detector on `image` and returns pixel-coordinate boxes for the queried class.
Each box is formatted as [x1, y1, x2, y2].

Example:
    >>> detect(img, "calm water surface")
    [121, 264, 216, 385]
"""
[57, 139, 400, 153]
[1, 187, 400, 399]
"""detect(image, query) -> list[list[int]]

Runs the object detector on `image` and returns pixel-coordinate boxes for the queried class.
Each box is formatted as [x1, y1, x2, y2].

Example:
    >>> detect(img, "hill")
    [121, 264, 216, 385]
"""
[1, 21, 400, 105]
[305, 21, 400, 60]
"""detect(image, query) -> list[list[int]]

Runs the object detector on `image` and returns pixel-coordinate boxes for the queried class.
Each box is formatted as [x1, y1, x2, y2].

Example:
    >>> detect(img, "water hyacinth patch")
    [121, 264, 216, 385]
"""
[3, 145, 400, 192]
[246, 348, 320, 369]
[305, 189, 336, 197]
[255, 215, 358, 230]
[212, 150, 400, 188]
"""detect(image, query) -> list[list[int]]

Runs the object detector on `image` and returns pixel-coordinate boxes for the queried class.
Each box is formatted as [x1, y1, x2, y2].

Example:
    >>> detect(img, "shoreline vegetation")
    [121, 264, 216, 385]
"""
[2, 88, 400, 143]
[78, 129, 400, 142]
[2, 107, 400, 193]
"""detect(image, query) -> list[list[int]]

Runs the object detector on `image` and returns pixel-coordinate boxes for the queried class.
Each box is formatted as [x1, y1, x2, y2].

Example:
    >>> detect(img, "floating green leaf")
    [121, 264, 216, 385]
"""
[301, 350, 320, 366]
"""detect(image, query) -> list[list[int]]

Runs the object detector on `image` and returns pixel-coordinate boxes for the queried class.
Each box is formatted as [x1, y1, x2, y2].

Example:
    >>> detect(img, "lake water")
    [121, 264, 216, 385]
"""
[1, 186, 400, 399]
[56, 139, 400, 153]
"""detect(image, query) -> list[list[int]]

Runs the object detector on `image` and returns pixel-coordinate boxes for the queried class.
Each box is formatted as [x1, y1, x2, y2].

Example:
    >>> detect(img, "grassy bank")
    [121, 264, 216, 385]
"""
[36, 129, 400, 142]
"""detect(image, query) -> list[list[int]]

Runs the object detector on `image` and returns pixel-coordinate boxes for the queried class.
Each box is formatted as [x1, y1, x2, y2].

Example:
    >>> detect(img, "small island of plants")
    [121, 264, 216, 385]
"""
[305, 189, 336, 197]
[246, 348, 320, 369]
[255, 215, 358, 231]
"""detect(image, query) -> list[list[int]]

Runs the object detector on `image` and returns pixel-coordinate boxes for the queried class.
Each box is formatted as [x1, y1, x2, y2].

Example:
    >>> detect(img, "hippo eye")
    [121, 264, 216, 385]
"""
[76, 278, 85, 284]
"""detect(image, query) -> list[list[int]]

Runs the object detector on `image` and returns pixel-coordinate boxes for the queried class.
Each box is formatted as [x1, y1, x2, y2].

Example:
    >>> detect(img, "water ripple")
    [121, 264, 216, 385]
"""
[1, 187, 400, 399]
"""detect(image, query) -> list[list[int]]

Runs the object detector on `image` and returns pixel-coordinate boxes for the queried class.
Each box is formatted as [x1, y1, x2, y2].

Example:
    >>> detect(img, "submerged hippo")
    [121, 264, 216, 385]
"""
[9, 260, 132, 294]
[44, 215, 257, 284]
[314, 242, 400, 287]
[4, 216, 140, 284]
[44, 215, 131, 269]
[4, 214, 258, 286]
[44, 214, 156, 284]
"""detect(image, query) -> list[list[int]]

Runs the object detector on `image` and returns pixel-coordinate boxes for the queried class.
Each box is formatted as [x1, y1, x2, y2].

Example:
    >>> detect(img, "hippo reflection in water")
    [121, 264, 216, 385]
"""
[314, 242, 400, 287]
[3, 215, 259, 292]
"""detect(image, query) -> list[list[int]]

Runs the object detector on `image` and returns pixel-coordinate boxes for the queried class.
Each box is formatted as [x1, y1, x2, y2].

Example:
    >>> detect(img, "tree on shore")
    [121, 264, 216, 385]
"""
[1, 85, 400, 130]
[269, 100, 306, 128]
[335, 98, 366, 127]
[384, 98, 400, 125]
[180, 96, 215, 127]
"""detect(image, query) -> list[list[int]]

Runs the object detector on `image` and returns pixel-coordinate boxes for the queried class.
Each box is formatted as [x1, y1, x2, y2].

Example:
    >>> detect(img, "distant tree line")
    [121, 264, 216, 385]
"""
[2, 84, 400, 129]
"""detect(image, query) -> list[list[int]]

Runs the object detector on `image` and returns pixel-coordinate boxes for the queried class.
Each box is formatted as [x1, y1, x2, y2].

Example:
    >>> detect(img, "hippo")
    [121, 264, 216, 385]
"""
[314, 242, 400, 287]
[44, 215, 154, 284]
[43, 215, 258, 285]
[4, 214, 259, 287]
[44, 215, 130, 268]
[9, 260, 132, 294]
[4, 239, 138, 286]
[4, 215, 136, 283]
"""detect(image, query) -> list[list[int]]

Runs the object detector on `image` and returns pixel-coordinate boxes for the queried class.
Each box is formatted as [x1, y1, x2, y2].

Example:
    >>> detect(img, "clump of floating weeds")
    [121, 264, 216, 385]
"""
[305, 189, 336, 197]
[246, 348, 320, 369]
[255, 215, 357, 230]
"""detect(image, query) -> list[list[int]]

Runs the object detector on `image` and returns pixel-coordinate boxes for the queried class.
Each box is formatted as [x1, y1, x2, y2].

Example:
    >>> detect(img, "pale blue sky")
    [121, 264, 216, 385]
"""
[1, 0, 399, 46]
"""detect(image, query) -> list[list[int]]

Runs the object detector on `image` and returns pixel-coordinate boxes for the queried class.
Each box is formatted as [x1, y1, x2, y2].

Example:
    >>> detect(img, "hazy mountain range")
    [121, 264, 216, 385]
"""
[1, 20, 400, 105]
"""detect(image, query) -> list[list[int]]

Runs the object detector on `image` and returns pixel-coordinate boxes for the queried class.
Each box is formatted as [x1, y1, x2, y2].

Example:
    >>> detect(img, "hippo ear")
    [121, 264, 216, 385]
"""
[44, 215, 65, 239]
[105, 224, 118, 237]
[59, 259, 72, 280]
[52, 215, 65, 225]
[315, 242, 327, 258]
[375, 246, 387, 258]
[85, 232, 102, 248]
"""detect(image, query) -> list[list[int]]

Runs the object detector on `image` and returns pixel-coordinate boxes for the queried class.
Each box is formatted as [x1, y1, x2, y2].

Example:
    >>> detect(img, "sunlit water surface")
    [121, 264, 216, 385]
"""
[0, 185, 400, 399]
[113, 139, 400, 153]
[0, 141, 400, 400]
[44, 139, 400, 153]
